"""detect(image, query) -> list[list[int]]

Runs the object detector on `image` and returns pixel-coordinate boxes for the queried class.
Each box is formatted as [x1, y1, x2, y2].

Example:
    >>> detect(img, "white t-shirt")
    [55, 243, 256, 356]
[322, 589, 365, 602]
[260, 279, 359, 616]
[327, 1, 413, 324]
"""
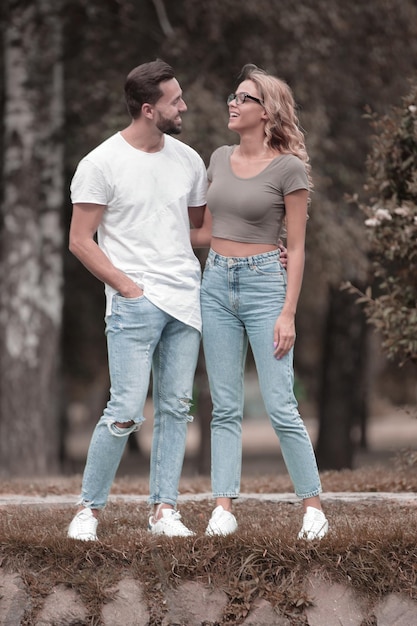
[70, 132, 207, 331]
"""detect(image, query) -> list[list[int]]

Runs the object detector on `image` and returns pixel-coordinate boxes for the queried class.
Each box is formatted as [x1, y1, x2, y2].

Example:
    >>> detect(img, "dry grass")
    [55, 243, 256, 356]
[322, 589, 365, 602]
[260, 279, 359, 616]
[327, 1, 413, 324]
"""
[1, 454, 417, 624]
[1, 448, 417, 497]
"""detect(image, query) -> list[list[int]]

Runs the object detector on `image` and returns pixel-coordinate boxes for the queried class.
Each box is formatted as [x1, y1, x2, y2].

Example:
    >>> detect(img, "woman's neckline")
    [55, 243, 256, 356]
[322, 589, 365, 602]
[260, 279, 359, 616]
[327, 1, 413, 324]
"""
[227, 145, 287, 180]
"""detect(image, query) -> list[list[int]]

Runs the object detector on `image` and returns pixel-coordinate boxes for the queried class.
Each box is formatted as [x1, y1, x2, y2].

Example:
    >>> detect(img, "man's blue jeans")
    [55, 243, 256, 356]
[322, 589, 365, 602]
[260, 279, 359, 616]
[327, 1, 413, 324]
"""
[201, 249, 322, 500]
[79, 294, 201, 509]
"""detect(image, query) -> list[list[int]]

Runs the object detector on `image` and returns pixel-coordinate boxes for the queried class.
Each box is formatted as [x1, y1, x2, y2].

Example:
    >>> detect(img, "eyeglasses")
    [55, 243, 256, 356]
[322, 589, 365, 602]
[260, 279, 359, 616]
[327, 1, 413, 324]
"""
[227, 92, 264, 106]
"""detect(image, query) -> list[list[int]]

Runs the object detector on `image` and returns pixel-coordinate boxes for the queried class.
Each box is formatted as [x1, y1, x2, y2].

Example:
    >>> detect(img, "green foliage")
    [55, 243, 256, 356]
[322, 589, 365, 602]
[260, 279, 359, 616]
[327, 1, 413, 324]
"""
[350, 83, 417, 364]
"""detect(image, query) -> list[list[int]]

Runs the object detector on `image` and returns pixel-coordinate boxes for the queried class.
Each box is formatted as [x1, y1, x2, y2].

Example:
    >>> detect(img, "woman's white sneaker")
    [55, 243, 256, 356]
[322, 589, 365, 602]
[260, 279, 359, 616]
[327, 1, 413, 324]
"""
[67, 508, 98, 541]
[297, 506, 329, 540]
[205, 505, 238, 536]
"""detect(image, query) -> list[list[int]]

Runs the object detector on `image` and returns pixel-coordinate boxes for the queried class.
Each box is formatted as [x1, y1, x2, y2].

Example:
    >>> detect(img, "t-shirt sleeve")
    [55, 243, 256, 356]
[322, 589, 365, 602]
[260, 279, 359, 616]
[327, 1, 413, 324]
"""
[281, 156, 309, 195]
[70, 159, 111, 205]
[188, 155, 208, 207]
[207, 154, 214, 184]
[207, 147, 224, 184]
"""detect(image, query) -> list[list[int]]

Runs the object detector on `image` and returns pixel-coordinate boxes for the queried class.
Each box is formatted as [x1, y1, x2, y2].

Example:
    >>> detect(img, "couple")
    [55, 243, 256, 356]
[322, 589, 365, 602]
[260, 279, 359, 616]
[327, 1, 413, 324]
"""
[67, 59, 328, 542]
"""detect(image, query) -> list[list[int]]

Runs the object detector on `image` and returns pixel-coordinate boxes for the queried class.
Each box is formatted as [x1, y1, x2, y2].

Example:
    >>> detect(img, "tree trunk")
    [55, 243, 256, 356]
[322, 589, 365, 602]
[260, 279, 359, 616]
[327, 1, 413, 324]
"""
[316, 286, 369, 470]
[0, 0, 64, 476]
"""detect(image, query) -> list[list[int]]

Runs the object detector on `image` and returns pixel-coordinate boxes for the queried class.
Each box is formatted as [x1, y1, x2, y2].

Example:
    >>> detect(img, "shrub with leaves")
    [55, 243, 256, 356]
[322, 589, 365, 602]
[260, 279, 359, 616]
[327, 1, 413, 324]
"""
[348, 83, 417, 364]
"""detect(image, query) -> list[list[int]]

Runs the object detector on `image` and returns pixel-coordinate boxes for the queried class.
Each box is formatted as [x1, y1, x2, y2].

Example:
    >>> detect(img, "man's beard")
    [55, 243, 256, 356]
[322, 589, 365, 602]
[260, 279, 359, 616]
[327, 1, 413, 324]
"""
[156, 113, 182, 135]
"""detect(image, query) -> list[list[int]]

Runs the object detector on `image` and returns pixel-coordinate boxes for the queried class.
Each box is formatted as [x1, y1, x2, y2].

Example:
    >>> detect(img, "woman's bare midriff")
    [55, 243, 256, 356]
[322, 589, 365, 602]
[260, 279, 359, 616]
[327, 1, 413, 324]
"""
[211, 236, 278, 258]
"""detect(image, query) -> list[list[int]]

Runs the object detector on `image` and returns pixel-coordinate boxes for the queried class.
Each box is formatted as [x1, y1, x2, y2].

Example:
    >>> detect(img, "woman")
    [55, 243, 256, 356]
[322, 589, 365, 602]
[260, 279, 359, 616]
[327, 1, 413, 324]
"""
[191, 64, 328, 540]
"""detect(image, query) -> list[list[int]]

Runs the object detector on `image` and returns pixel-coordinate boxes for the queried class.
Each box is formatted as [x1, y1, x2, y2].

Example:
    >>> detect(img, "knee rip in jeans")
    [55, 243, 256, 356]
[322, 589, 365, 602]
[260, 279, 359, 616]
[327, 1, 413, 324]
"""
[107, 420, 140, 437]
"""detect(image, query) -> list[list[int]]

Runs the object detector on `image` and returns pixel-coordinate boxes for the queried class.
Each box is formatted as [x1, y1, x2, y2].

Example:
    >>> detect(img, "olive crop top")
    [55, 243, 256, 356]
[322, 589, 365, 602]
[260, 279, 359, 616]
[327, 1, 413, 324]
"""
[207, 145, 309, 244]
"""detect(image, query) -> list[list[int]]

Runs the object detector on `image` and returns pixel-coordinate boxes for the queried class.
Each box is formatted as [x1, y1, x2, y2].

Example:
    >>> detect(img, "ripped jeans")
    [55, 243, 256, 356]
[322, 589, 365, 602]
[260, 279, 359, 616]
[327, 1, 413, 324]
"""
[79, 294, 200, 509]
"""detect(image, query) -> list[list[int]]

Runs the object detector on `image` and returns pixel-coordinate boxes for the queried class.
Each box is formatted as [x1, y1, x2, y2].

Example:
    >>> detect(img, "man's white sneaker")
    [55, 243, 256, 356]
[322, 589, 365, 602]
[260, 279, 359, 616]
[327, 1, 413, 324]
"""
[148, 508, 194, 537]
[297, 506, 329, 541]
[205, 505, 238, 536]
[67, 508, 98, 541]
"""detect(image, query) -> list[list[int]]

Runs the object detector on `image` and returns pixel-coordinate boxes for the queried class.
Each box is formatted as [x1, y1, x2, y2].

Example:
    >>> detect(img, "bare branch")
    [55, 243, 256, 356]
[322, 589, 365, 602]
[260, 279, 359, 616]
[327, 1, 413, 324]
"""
[151, 0, 174, 38]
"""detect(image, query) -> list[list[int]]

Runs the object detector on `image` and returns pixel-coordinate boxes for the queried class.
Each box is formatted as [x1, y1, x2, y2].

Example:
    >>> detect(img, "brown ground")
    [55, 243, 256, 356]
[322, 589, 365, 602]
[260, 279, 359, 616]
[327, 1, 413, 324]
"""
[1, 462, 417, 625]
[1, 403, 417, 625]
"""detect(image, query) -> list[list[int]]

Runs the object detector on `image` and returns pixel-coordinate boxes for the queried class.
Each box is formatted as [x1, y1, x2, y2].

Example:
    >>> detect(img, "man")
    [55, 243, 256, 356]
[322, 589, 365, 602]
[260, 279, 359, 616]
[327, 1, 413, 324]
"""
[67, 59, 207, 540]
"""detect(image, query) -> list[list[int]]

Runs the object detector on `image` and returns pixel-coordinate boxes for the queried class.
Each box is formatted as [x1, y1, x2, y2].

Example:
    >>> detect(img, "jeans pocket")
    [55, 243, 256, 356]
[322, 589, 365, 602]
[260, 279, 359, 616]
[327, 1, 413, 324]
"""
[253, 260, 283, 277]
[112, 292, 146, 312]
[115, 292, 145, 302]
[109, 293, 147, 331]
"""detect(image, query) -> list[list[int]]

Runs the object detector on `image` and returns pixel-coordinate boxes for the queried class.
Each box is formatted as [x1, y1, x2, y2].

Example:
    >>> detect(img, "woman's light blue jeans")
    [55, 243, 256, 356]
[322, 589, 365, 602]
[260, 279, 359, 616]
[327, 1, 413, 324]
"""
[201, 249, 322, 500]
[79, 294, 201, 509]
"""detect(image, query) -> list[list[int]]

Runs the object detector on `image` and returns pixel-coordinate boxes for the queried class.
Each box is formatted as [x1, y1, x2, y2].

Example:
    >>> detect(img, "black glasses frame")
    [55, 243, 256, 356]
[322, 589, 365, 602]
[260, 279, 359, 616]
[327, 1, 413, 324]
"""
[227, 92, 264, 106]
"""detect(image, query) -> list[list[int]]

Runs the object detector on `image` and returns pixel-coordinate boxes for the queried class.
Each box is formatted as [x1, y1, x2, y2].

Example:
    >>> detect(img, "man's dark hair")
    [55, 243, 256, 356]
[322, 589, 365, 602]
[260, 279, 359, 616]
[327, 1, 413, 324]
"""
[124, 59, 175, 119]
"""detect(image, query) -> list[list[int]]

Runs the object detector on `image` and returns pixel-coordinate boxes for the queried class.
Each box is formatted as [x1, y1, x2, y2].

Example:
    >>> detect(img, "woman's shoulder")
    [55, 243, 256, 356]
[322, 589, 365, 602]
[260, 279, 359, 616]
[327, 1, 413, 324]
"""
[210, 144, 236, 161]
[272, 153, 307, 175]
[271, 153, 309, 191]
[278, 152, 305, 165]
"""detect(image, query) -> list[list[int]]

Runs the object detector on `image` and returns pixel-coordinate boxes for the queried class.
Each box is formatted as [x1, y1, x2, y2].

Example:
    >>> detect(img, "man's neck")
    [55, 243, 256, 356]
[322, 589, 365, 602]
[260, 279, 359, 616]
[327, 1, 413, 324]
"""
[120, 121, 165, 153]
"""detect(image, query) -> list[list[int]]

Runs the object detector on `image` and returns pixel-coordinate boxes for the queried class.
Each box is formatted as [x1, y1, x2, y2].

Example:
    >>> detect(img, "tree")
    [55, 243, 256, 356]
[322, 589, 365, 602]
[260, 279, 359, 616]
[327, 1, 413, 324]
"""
[0, 0, 64, 476]
[316, 287, 369, 470]
[347, 83, 417, 366]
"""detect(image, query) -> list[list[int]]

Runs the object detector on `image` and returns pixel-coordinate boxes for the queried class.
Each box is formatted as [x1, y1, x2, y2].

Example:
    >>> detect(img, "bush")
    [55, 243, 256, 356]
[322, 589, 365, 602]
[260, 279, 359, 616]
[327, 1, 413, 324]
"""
[348, 82, 417, 365]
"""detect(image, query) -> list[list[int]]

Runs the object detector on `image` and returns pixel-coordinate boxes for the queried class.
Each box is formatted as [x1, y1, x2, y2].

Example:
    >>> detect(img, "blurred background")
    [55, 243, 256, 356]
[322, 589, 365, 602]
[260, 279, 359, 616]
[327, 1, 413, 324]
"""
[0, 0, 416, 479]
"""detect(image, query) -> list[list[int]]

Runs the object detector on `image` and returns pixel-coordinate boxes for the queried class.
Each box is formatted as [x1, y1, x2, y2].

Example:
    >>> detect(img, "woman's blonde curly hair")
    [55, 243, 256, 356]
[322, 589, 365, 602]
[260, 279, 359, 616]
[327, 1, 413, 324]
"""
[239, 64, 313, 190]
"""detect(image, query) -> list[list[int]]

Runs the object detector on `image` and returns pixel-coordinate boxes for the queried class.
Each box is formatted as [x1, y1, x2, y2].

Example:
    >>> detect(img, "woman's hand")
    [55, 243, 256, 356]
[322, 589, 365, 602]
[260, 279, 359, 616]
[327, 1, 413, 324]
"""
[273, 312, 295, 359]
[278, 240, 288, 270]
